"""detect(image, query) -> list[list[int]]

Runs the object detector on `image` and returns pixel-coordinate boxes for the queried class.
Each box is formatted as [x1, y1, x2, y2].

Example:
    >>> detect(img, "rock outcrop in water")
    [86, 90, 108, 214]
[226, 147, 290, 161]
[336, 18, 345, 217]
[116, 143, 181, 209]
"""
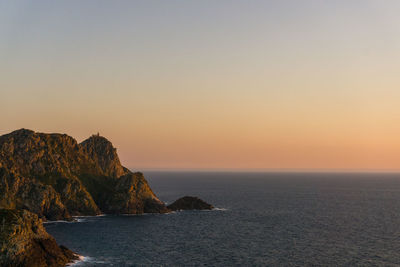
[167, 196, 214, 211]
[0, 129, 167, 220]
[0, 209, 78, 267]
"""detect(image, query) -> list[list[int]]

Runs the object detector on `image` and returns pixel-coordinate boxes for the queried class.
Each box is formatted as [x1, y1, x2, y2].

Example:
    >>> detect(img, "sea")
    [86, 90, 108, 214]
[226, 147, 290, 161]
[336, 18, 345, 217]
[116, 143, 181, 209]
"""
[45, 172, 400, 266]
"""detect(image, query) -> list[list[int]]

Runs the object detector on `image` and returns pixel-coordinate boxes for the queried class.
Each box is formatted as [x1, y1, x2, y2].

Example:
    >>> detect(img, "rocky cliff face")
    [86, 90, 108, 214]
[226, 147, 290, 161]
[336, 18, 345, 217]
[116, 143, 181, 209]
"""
[80, 134, 127, 178]
[0, 129, 168, 220]
[0, 168, 70, 221]
[100, 172, 169, 214]
[0, 209, 78, 267]
[0, 129, 100, 218]
[0, 129, 215, 266]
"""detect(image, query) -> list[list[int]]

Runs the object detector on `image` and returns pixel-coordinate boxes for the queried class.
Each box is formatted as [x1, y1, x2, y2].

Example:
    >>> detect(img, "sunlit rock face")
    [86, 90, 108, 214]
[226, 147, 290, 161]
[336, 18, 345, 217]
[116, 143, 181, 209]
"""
[80, 134, 126, 178]
[0, 129, 168, 220]
[0, 209, 78, 267]
[0, 168, 70, 221]
[99, 172, 170, 214]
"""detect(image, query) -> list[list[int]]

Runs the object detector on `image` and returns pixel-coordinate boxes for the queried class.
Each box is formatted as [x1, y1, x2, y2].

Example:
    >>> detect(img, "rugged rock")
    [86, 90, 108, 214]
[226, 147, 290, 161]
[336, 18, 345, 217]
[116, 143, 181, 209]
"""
[167, 196, 214, 211]
[99, 172, 169, 214]
[80, 134, 126, 178]
[0, 129, 101, 217]
[0, 168, 70, 221]
[0, 129, 168, 220]
[0, 209, 78, 267]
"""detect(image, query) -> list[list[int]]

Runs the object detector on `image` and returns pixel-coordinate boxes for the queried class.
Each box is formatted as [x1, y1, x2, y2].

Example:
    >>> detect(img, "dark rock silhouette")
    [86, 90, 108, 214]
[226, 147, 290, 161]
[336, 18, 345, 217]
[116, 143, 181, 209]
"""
[167, 196, 214, 211]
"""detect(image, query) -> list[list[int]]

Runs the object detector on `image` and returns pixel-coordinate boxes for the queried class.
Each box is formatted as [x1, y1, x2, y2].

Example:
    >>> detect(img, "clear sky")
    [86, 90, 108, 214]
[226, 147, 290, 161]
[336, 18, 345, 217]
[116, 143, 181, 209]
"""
[1, 1, 400, 171]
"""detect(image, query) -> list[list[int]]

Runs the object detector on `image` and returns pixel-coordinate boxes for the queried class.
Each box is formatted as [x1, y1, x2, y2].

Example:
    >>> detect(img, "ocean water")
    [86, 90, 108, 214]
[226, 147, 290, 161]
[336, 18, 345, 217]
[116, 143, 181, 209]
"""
[45, 172, 400, 266]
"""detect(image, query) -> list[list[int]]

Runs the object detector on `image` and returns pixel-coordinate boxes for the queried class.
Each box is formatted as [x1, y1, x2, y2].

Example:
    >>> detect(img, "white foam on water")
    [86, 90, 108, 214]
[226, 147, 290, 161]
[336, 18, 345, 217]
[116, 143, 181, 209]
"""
[164, 211, 177, 215]
[121, 213, 148, 216]
[121, 211, 179, 216]
[43, 220, 78, 224]
[44, 217, 90, 224]
[44, 214, 108, 224]
[72, 214, 106, 218]
[67, 255, 91, 266]
[213, 207, 228, 211]
[197, 207, 228, 212]
[43, 220, 68, 224]
[68, 255, 110, 266]
[168, 208, 227, 213]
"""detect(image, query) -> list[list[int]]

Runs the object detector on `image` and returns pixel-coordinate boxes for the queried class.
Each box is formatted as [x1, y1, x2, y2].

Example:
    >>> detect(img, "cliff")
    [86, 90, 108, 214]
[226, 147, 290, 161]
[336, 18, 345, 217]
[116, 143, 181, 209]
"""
[0, 167, 70, 221]
[0, 209, 77, 267]
[0, 129, 216, 266]
[0, 129, 167, 220]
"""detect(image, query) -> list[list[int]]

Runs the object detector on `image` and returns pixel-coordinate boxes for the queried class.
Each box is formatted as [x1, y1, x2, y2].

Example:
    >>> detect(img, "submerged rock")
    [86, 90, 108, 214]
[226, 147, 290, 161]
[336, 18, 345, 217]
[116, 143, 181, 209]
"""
[0, 209, 78, 267]
[167, 196, 214, 211]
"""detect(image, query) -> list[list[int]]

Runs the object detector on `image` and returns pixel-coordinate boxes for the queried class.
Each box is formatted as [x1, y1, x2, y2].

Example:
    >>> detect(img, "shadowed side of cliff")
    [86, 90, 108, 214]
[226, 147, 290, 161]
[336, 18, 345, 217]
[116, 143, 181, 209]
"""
[0, 209, 78, 267]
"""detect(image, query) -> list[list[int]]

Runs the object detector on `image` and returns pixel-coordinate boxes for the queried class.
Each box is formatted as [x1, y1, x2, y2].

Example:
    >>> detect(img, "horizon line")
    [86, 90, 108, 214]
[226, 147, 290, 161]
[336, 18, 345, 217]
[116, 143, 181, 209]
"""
[129, 167, 400, 174]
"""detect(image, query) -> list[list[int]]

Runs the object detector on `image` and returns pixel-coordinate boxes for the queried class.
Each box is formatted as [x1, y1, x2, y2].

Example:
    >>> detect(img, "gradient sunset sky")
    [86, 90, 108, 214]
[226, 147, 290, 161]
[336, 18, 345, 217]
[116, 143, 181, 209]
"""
[1, 1, 400, 171]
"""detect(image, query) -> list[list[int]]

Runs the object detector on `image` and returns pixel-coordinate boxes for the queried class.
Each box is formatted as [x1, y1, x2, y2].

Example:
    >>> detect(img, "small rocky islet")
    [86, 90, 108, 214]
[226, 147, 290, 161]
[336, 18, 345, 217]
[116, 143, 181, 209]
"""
[168, 196, 214, 211]
[0, 129, 213, 266]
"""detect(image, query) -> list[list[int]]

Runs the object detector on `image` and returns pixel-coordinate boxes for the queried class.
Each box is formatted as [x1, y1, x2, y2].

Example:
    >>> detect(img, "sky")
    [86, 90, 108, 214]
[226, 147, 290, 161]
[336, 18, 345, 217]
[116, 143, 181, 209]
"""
[1, 0, 400, 171]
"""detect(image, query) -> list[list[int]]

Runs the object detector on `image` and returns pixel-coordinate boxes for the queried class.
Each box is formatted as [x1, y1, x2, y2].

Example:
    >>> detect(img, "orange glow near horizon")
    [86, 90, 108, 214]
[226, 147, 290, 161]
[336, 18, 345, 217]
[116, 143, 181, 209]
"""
[1, 1, 400, 171]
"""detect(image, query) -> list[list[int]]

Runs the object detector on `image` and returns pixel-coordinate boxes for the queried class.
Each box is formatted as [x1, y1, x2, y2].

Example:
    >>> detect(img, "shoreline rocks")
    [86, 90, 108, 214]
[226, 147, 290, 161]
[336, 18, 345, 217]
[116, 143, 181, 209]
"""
[0, 209, 78, 267]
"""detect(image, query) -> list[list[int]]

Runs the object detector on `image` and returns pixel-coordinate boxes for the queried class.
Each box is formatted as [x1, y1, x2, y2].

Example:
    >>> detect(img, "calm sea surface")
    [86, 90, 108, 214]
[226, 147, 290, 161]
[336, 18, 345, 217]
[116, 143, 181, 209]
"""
[45, 172, 400, 266]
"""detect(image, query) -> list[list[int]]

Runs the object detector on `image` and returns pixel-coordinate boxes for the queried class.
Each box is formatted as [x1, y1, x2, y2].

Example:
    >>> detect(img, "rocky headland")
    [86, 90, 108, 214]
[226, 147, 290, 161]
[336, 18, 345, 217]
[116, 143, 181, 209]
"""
[0, 129, 212, 266]
[0, 129, 167, 220]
